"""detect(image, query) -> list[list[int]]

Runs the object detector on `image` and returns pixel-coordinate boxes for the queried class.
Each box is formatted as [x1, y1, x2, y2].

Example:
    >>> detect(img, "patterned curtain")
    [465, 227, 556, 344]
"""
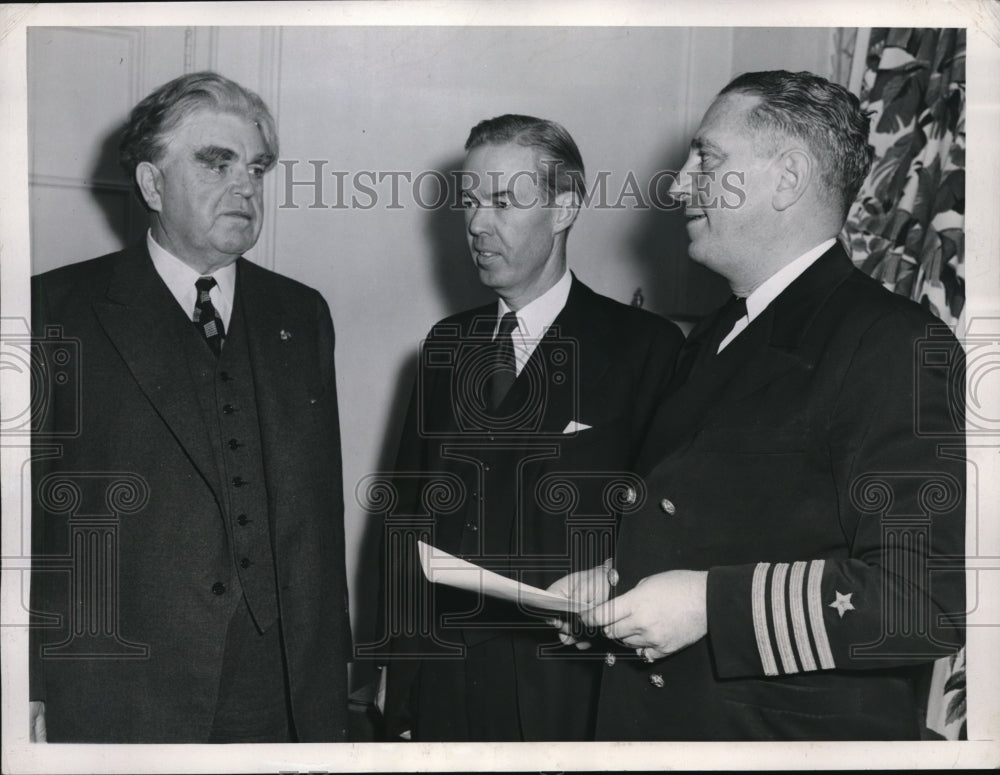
[842, 28, 966, 329]
[841, 28, 967, 740]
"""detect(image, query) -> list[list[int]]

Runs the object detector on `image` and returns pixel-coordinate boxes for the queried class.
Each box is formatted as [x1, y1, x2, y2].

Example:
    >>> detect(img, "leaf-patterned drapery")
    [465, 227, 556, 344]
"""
[842, 27, 967, 741]
[842, 28, 966, 329]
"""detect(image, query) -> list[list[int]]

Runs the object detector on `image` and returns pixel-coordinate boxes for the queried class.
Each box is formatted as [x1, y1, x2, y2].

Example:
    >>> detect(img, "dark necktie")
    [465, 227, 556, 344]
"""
[488, 311, 519, 410]
[710, 294, 747, 355]
[194, 276, 226, 356]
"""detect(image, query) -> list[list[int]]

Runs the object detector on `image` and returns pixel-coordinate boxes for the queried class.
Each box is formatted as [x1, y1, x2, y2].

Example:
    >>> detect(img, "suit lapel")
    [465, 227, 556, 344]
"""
[497, 276, 612, 433]
[238, 259, 301, 473]
[646, 243, 856, 462]
[93, 244, 222, 498]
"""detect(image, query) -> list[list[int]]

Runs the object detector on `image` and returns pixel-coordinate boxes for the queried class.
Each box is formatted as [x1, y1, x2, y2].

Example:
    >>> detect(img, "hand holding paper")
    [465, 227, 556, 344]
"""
[545, 561, 613, 649]
[417, 541, 594, 614]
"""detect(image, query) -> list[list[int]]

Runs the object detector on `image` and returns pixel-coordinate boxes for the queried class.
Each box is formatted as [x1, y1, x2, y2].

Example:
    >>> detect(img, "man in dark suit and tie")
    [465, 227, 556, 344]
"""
[30, 72, 351, 743]
[551, 70, 966, 740]
[379, 114, 684, 741]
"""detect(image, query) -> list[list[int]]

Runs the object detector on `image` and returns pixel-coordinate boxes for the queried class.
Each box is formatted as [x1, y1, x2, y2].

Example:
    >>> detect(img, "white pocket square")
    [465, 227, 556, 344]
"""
[562, 420, 592, 434]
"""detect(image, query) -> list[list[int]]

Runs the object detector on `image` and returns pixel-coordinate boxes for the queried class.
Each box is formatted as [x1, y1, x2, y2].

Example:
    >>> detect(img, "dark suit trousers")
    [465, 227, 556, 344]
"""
[413, 633, 599, 742]
[208, 597, 293, 743]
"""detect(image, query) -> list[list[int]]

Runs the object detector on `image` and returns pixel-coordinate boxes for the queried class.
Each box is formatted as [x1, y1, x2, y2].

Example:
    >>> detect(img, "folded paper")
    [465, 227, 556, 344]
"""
[417, 540, 591, 614]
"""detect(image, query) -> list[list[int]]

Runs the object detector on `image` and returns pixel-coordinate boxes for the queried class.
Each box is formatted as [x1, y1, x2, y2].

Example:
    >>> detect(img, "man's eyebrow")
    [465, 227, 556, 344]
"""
[488, 188, 514, 204]
[691, 137, 722, 154]
[193, 145, 237, 164]
[251, 151, 274, 167]
[458, 188, 514, 202]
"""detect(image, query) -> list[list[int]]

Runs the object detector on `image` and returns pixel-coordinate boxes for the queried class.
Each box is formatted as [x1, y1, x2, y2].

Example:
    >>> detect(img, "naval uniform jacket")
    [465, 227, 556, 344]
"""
[30, 244, 351, 742]
[382, 276, 684, 740]
[596, 244, 965, 740]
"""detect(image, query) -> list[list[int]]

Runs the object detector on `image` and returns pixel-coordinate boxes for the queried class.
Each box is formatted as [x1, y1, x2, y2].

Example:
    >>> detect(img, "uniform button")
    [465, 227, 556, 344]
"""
[604, 652, 616, 667]
[624, 487, 637, 505]
[240, 557, 251, 569]
[228, 438, 241, 450]
[659, 498, 676, 516]
[212, 582, 226, 595]
[222, 404, 236, 415]
[607, 567, 620, 587]
[237, 514, 249, 526]
[649, 673, 665, 688]
[232, 476, 246, 487]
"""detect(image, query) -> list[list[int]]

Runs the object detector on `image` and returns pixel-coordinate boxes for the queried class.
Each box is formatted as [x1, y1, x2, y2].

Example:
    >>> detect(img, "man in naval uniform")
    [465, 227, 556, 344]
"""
[551, 70, 965, 740]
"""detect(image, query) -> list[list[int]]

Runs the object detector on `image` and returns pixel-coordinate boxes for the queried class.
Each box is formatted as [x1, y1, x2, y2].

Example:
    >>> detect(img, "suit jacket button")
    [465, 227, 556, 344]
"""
[212, 582, 226, 595]
[649, 673, 665, 688]
[237, 514, 249, 526]
[607, 567, 620, 587]
[240, 557, 251, 569]
[604, 652, 616, 667]
[659, 498, 676, 515]
[222, 404, 236, 415]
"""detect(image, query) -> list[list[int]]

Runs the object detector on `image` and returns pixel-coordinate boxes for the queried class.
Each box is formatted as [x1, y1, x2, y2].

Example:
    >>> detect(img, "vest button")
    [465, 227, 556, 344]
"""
[240, 557, 251, 569]
[228, 438, 241, 450]
[219, 371, 231, 382]
[237, 514, 249, 526]
[232, 476, 246, 487]
[223, 404, 236, 415]
[212, 582, 226, 595]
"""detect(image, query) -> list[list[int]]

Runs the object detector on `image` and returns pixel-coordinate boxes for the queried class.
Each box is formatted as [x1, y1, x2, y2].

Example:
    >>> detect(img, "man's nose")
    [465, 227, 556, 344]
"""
[668, 165, 693, 202]
[467, 206, 491, 235]
[230, 166, 256, 198]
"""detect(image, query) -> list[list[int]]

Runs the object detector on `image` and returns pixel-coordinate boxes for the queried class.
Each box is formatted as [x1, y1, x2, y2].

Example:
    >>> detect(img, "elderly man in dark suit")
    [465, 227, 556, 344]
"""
[379, 114, 683, 741]
[30, 71, 350, 743]
[551, 70, 966, 740]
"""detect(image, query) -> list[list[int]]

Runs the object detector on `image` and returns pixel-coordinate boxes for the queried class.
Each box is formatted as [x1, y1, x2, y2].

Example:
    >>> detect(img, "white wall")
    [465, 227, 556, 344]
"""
[27, 25, 839, 676]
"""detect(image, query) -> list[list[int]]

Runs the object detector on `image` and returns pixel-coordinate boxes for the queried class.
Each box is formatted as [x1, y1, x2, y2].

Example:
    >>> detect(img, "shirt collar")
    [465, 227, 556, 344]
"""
[744, 238, 836, 322]
[496, 268, 573, 339]
[146, 230, 237, 324]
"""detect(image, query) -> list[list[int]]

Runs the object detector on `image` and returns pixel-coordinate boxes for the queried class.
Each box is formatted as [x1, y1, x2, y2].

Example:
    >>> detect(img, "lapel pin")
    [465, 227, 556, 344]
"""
[279, 329, 292, 341]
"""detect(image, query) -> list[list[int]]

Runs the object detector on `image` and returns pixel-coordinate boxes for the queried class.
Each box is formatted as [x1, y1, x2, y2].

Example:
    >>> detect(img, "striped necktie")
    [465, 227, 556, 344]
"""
[194, 276, 226, 356]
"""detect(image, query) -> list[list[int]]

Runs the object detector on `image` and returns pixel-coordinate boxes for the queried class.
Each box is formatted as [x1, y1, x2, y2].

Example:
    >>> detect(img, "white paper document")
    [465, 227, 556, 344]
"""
[417, 540, 592, 614]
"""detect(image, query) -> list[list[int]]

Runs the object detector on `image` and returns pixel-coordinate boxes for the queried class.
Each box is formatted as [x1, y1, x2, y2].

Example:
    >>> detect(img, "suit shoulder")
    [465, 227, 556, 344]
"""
[33, 251, 121, 292]
[837, 268, 955, 339]
[426, 302, 496, 339]
[581, 285, 684, 343]
[240, 259, 323, 301]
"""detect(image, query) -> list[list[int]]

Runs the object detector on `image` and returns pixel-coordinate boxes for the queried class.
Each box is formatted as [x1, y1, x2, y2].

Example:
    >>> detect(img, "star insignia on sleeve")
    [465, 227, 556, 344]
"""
[829, 590, 855, 618]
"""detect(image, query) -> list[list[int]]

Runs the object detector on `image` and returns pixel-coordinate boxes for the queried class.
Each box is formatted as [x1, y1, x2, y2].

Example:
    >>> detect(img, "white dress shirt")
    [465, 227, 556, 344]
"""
[147, 230, 236, 330]
[717, 238, 836, 353]
[494, 269, 573, 375]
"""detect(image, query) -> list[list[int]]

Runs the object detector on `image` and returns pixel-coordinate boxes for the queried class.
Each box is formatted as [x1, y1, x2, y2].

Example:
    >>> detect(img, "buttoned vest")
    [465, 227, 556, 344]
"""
[188, 291, 279, 632]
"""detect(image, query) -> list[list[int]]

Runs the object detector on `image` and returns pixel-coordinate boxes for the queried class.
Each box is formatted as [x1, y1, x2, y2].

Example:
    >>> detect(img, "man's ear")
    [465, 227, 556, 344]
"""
[772, 149, 811, 211]
[135, 161, 164, 213]
[552, 190, 581, 234]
